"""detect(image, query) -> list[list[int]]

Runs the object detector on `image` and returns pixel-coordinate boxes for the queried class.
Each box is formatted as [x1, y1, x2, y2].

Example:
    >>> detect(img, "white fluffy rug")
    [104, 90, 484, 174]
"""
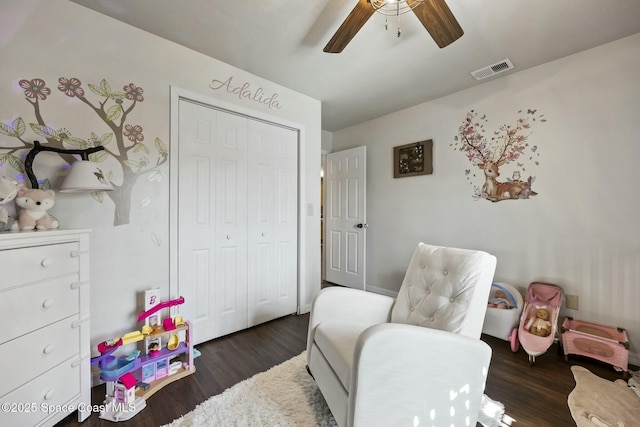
[163, 352, 337, 427]
[568, 366, 640, 427]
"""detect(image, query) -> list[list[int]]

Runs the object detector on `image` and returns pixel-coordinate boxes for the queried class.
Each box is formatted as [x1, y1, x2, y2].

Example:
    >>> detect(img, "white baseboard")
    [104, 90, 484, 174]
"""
[299, 303, 312, 314]
[365, 284, 398, 298]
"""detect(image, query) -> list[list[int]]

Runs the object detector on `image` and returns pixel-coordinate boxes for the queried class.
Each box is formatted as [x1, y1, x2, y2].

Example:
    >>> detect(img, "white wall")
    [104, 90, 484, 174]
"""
[332, 33, 640, 364]
[321, 130, 333, 153]
[0, 0, 321, 349]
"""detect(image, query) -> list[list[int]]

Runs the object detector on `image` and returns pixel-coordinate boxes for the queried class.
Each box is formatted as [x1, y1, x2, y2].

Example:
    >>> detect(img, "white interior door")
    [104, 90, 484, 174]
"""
[178, 100, 248, 343]
[325, 146, 367, 290]
[247, 120, 298, 326]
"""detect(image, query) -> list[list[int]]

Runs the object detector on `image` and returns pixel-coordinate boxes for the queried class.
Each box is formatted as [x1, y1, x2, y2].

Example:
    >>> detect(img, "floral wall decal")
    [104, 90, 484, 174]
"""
[451, 109, 546, 202]
[0, 77, 168, 227]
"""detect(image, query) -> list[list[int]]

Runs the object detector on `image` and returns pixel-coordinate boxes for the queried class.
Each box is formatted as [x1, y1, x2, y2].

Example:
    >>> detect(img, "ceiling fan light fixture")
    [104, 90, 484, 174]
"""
[370, 0, 424, 16]
[323, 0, 462, 53]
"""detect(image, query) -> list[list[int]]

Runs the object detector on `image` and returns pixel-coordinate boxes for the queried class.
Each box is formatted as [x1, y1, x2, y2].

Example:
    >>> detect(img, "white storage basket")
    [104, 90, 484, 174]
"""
[482, 282, 523, 341]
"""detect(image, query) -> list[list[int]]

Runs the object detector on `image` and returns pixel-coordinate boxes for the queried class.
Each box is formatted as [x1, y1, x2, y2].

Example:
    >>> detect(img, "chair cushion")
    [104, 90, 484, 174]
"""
[314, 322, 372, 391]
[391, 243, 491, 334]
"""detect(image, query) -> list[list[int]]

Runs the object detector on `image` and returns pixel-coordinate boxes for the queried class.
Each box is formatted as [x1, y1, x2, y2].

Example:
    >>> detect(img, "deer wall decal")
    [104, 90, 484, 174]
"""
[478, 160, 524, 201]
[452, 110, 545, 202]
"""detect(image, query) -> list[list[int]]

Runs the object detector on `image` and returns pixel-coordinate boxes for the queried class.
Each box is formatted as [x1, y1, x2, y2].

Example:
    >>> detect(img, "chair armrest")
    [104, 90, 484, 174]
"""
[348, 323, 492, 427]
[306, 287, 395, 359]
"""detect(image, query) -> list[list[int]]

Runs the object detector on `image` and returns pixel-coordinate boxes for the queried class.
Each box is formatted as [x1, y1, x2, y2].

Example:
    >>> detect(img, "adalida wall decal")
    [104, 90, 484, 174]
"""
[0, 77, 168, 230]
[451, 109, 547, 202]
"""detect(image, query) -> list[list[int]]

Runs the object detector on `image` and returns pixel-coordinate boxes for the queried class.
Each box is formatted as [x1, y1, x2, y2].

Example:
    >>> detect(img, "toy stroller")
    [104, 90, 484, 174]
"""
[517, 282, 564, 365]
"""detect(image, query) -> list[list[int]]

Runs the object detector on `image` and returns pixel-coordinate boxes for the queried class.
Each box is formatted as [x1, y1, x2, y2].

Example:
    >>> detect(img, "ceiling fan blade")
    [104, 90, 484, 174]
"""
[411, 0, 464, 48]
[324, 0, 376, 53]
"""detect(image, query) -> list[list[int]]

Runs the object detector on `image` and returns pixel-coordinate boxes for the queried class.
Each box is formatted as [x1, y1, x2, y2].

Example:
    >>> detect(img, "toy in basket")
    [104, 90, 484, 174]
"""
[482, 283, 523, 352]
[561, 317, 629, 378]
[517, 282, 564, 365]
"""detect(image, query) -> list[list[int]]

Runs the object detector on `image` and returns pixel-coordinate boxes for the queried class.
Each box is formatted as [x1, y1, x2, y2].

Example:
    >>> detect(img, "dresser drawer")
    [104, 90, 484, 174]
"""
[0, 242, 79, 291]
[0, 316, 81, 398]
[0, 277, 80, 345]
[0, 356, 81, 427]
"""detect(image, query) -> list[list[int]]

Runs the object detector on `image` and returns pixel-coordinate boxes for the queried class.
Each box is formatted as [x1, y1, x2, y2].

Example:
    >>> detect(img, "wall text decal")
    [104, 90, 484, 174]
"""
[210, 76, 282, 110]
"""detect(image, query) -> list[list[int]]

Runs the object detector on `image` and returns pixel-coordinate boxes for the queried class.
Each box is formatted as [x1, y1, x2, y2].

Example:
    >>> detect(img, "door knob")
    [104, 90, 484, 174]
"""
[356, 223, 368, 228]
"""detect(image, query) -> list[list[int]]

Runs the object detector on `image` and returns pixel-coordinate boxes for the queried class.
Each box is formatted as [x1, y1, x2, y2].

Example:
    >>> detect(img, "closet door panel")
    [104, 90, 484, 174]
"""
[178, 101, 248, 343]
[178, 100, 217, 344]
[214, 112, 249, 338]
[247, 121, 298, 326]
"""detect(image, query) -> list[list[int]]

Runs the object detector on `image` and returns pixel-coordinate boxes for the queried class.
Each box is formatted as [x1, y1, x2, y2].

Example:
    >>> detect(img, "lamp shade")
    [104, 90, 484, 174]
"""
[59, 160, 113, 192]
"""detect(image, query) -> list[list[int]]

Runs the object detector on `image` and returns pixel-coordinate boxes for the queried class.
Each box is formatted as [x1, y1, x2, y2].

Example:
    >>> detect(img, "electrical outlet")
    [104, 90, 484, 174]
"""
[566, 294, 579, 310]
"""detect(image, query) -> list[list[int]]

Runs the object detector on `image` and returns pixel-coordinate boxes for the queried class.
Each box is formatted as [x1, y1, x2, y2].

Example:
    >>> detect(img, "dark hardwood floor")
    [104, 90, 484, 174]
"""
[56, 314, 309, 427]
[481, 333, 630, 427]
[57, 313, 631, 427]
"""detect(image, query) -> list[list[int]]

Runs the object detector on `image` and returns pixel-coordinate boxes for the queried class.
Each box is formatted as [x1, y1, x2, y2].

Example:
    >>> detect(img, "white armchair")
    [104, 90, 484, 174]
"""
[307, 243, 497, 427]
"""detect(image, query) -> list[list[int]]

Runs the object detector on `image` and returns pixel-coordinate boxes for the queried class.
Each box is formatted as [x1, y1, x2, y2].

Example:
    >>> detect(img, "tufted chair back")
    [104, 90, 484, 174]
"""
[391, 242, 497, 339]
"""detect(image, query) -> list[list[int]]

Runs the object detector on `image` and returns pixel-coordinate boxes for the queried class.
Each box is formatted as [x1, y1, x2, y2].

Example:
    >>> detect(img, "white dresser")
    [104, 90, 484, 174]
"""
[0, 230, 91, 426]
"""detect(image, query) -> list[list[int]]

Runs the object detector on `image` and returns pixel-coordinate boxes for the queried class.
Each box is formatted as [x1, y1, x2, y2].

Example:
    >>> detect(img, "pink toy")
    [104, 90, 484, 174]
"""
[90, 292, 196, 422]
[524, 317, 533, 330]
[561, 317, 629, 378]
[119, 372, 137, 390]
[137, 296, 184, 322]
[516, 282, 563, 365]
[163, 317, 176, 331]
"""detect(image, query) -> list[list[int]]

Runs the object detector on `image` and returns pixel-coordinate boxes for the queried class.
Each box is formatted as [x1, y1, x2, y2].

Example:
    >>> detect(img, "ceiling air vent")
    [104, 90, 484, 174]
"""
[471, 59, 515, 81]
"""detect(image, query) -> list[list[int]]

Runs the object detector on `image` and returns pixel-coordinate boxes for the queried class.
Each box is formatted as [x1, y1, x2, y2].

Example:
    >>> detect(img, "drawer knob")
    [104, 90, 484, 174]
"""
[43, 344, 55, 355]
[41, 258, 53, 267]
[42, 299, 54, 309]
[44, 389, 55, 401]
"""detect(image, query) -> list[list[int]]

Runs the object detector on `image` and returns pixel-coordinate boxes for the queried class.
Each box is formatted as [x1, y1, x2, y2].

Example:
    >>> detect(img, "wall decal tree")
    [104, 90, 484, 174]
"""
[451, 109, 546, 202]
[0, 77, 167, 226]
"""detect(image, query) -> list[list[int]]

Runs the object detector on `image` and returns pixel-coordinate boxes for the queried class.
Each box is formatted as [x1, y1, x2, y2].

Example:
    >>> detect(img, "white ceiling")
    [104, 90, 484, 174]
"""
[70, 0, 640, 132]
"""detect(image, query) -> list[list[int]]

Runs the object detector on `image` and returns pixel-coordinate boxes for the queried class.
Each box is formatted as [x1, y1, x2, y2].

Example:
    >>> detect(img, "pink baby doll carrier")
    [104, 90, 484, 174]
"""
[517, 282, 563, 365]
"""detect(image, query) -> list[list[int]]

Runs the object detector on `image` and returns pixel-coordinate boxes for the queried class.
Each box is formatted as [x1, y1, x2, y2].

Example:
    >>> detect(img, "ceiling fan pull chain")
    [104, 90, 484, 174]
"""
[397, 26, 401, 37]
[385, 16, 388, 30]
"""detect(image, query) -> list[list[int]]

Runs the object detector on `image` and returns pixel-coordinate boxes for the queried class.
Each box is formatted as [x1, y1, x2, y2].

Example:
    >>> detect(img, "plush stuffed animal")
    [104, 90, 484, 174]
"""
[525, 307, 552, 337]
[0, 177, 19, 231]
[14, 188, 59, 231]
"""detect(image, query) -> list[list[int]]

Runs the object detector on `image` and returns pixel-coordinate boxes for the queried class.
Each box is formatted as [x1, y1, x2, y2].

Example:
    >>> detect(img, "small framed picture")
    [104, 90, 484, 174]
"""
[393, 140, 433, 178]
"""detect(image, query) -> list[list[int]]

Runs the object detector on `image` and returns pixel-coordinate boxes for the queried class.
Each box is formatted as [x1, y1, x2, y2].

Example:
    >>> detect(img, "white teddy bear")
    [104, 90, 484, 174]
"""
[14, 187, 59, 231]
[0, 176, 19, 232]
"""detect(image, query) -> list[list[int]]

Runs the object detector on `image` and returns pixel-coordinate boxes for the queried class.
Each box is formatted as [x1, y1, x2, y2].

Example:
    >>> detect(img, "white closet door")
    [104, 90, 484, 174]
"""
[178, 100, 248, 343]
[247, 120, 298, 326]
[214, 111, 249, 337]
